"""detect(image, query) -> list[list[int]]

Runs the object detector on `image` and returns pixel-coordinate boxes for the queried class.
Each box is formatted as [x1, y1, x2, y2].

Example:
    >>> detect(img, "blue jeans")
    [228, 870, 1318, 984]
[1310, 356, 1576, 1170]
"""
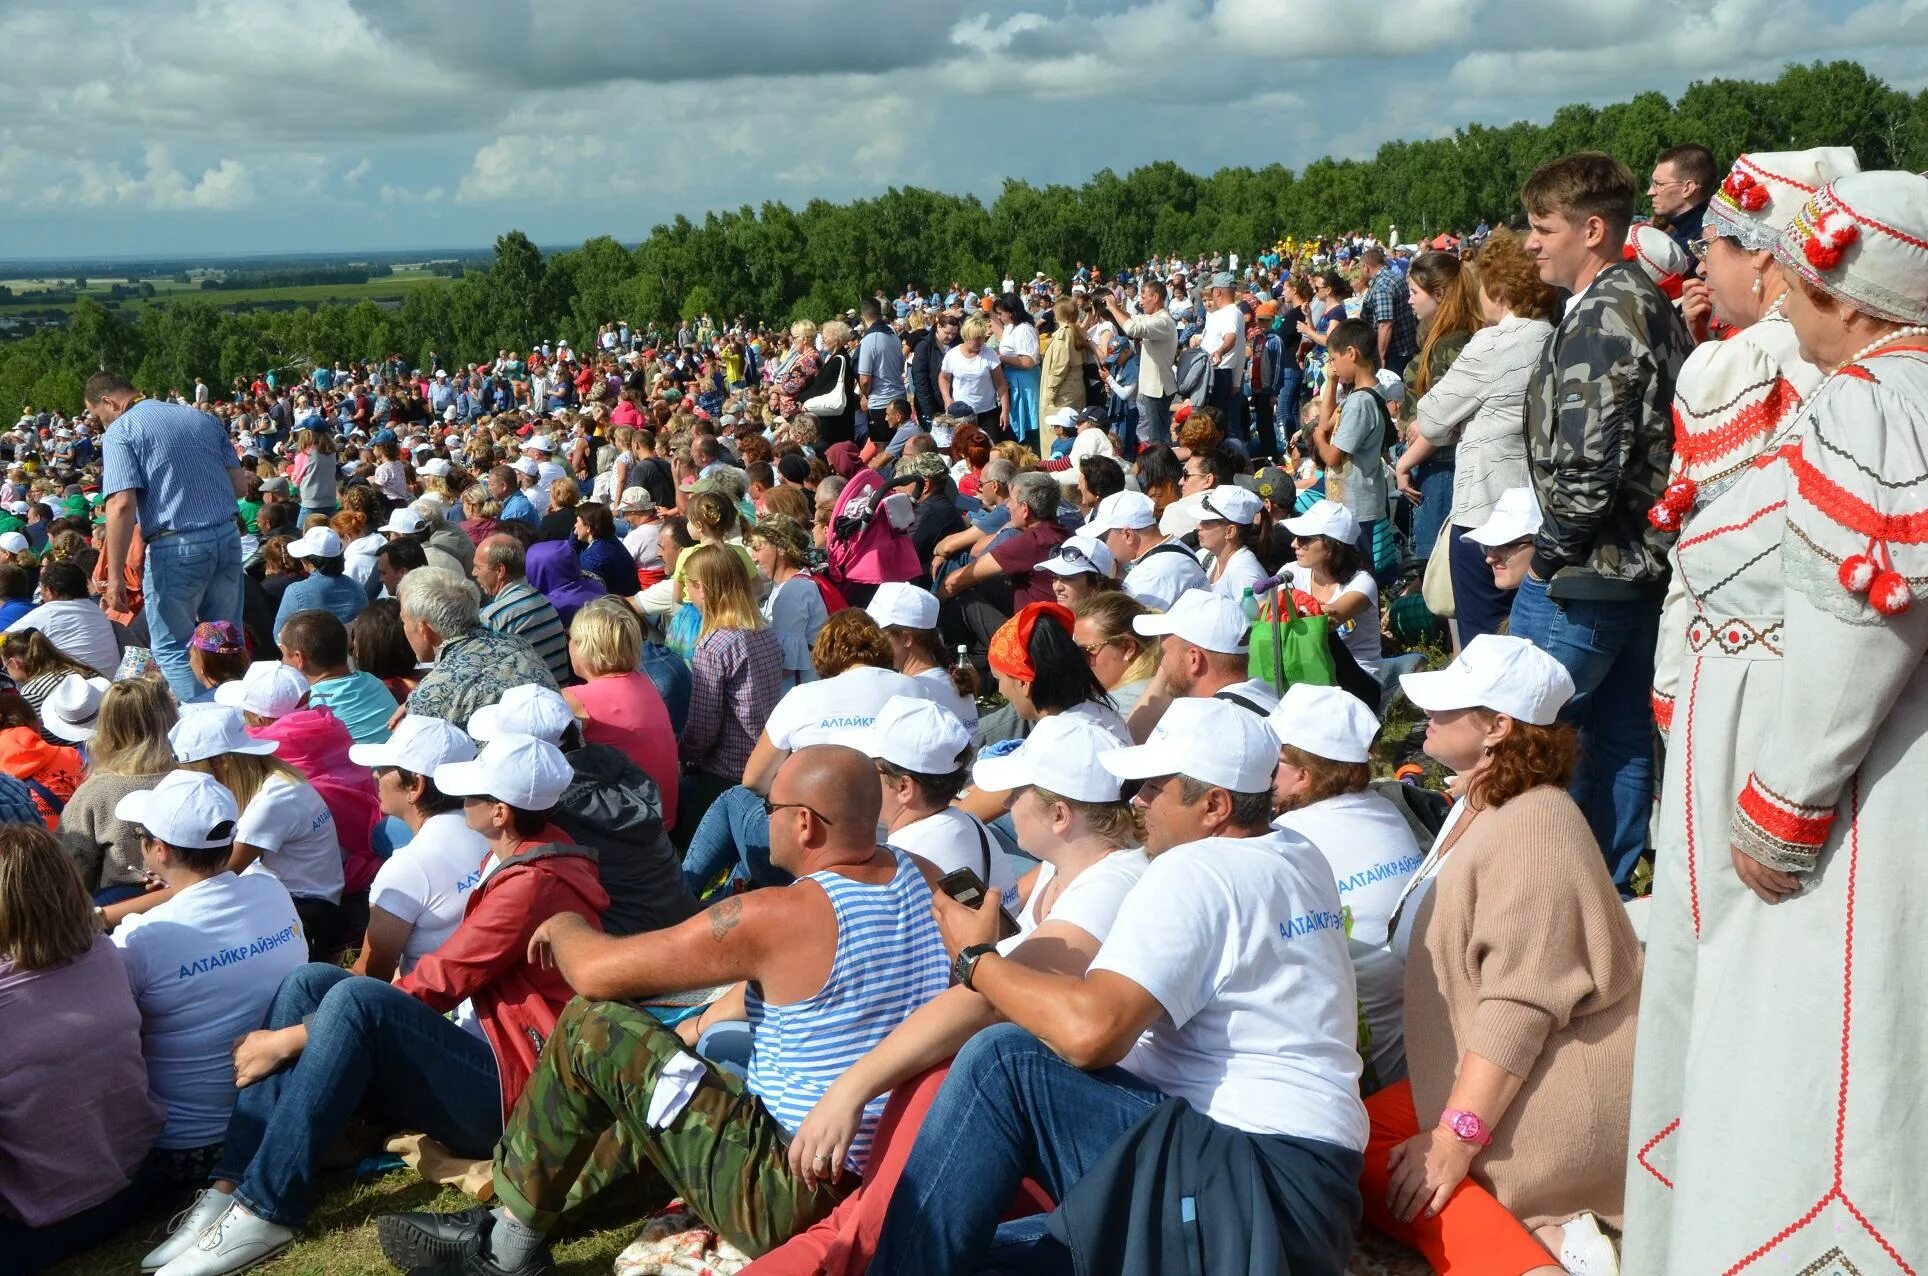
[1507, 574, 1660, 888]
[678, 784, 790, 898]
[870, 1023, 1167, 1276]
[213, 964, 501, 1227]
[143, 523, 245, 702]
[1446, 523, 1513, 644]
[1137, 394, 1173, 450]
[1409, 456, 1455, 560]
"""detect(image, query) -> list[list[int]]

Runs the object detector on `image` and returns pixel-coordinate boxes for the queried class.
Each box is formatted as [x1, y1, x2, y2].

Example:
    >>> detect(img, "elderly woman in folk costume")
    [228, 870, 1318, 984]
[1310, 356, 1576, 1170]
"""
[1623, 169, 1928, 1273]
[1645, 149, 1860, 735]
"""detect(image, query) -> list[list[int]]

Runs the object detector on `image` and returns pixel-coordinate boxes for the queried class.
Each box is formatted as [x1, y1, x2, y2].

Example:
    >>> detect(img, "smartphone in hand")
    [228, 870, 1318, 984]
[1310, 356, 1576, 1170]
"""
[936, 867, 1021, 941]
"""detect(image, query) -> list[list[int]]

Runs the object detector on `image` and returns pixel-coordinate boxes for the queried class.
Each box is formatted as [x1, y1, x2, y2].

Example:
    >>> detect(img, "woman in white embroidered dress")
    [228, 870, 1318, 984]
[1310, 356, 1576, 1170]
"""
[1624, 169, 1928, 1273]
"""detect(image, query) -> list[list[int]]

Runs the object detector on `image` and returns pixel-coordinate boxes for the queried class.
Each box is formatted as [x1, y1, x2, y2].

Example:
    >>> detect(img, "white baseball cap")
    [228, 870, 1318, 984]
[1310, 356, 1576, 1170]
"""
[1038, 535, 1116, 579]
[525, 435, 555, 453]
[287, 526, 344, 559]
[618, 486, 657, 513]
[348, 715, 476, 773]
[215, 661, 310, 719]
[1282, 499, 1361, 546]
[1048, 406, 1080, 431]
[433, 733, 575, 810]
[468, 684, 577, 745]
[421, 458, 453, 478]
[1199, 485, 1261, 526]
[170, 705, 280, 762]
[41, 673, 112, 743]
[1082, 490, 1157, 537]
[379, 507, 428, 535]
[1461, 486, 1544, 548]
[0, 532, 27, 554]
[865, 582, 940, 631]
[114, 770, 241, 850]
[971, 714, 1126, 802]
[853, 695, 970, 774]
[512, 457, 541, 478]
[1099, 697, 1280, 793]
[1266, 683, 1379, 764]
[1132, 588, 1251, 654]
[1400, 634, 1576, 727]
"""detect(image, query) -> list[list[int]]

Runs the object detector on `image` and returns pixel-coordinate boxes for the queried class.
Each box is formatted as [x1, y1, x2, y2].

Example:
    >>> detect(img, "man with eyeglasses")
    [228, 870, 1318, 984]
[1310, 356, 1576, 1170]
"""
[376, 744, 950, 1274]
[1648, 143, 1718, 261]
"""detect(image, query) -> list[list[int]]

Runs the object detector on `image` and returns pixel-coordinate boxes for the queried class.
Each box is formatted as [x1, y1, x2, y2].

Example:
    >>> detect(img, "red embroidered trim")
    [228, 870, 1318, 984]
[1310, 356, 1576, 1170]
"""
[1737, 776, 1834, 849]
[1650, 688, 1675, 733]
[1838, 364, 1877, 382]
[1677, 501, 1787, 553]
[1735, 154, 1819, 196]
[1673, 379, 1802, 469]
[1831, 188, 1928, 252]
[1636, 1118, 1679, 1189]
[1788, 446, 1928, 546]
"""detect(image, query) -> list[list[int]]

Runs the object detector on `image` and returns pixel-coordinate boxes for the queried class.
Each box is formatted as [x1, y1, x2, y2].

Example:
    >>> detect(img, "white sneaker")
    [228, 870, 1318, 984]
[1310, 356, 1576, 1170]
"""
[1560, 1213, 1620, 1276]
[155, 1200, 295, 1276]
[141, 1188, 234, 1273]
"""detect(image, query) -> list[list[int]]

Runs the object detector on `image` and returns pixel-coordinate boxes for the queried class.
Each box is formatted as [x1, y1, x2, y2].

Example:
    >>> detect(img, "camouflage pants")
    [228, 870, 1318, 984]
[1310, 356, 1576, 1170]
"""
[492, 997, 852, 1258]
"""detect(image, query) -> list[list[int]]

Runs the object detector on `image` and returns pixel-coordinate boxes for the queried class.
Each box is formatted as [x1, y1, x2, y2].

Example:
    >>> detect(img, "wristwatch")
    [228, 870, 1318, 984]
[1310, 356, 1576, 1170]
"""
[1439, 1108, 1492, 1148]
[953, 943, 998, 991]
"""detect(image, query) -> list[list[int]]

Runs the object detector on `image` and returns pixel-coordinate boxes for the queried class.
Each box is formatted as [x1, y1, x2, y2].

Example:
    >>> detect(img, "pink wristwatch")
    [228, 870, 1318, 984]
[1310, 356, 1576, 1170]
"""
[1439, 1108, 1492, 1148]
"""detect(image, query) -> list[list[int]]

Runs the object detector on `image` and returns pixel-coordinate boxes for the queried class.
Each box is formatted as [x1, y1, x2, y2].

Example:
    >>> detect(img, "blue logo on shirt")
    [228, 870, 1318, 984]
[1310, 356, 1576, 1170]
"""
[175, 923, 301, 980]
[1334, 855, 1423, 896]
[1279, 911, 1344, 941]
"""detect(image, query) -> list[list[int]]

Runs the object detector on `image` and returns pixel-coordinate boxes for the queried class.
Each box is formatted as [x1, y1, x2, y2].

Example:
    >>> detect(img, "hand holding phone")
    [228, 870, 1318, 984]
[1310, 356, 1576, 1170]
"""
[935, 867, 1020, 944]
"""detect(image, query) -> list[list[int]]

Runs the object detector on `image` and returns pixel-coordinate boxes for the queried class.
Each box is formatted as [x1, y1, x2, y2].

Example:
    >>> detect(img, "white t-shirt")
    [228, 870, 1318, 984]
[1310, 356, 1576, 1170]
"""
[1208, 546, 1267, 604]
[941, 346, 1002, 414]
[344, 532, 386, 591]
[1122, 541, 1206, 611]
[913, 665, 978, 727]
[1276, 790, 1425, 1088]
[998, 324, 1040, 360]
[367, 811, 488, 974]
[1287, 564, 1382, 672]
[998, 848, 1150, 956]
[1212, 678, 1282, 716]
[1089, 831, 1369, 1148]
[1204, 303, 1247, 370]
[889, 807, 1020, 912]
[114, 872, 307, 1148]
[763, 666, 934, 751]
[623, 520, 663, 568]
[7, 598, 119, 675]
[237, 774, 346, 904]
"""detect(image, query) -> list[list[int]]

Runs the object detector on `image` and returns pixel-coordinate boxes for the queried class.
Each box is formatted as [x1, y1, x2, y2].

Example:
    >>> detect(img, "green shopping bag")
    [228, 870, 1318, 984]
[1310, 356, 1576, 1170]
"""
[1249, 583, 1337, 692]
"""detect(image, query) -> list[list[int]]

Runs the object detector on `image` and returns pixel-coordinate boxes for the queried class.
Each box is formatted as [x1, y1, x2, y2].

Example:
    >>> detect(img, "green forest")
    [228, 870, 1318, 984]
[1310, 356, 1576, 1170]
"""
[6, 60, 1925, 415]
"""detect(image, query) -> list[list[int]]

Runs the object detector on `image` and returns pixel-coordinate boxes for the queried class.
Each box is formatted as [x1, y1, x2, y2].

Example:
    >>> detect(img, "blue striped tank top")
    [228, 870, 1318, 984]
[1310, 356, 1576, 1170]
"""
[744, 850, 949, 1175]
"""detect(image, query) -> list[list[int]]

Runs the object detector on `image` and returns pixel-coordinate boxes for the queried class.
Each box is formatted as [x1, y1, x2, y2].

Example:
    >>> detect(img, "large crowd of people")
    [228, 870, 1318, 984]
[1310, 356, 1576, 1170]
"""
[1, 145, 1925, 1276]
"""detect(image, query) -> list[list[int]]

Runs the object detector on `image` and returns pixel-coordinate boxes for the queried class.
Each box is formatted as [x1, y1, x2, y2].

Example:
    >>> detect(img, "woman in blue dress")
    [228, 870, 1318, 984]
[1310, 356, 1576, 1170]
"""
[992, 293, 1041, 446]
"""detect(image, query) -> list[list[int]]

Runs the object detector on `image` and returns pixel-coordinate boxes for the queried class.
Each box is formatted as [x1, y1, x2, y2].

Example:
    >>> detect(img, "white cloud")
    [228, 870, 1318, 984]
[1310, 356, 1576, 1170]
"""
[379, 184, 445, 205]
[342, 158, 372, 186]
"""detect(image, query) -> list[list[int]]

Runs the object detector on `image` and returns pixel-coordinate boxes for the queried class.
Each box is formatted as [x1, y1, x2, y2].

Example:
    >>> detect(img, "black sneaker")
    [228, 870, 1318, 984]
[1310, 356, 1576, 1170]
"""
[375, 1206, 491, 1270]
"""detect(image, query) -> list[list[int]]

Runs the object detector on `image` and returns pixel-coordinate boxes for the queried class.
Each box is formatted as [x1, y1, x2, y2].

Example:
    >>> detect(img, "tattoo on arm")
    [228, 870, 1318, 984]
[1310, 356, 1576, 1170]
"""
[708, 896, 743, 942]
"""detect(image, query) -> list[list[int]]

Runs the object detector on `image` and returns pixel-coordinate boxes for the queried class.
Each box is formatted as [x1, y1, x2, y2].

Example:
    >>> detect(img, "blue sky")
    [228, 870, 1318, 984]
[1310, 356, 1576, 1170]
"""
[2, 0, 1923, 261]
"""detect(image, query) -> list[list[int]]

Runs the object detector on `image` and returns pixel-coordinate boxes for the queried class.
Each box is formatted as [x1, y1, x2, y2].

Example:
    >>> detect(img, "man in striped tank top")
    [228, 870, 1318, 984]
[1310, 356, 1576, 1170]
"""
[375, 745, 950, 1274]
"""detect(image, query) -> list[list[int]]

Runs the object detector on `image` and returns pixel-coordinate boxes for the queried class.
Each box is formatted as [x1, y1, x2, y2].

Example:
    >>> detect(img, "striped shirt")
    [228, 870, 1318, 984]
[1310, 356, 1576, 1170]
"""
[102, 400, 241, 535]
[744, 851, 949, 1174]
[479, 579, 571, 686]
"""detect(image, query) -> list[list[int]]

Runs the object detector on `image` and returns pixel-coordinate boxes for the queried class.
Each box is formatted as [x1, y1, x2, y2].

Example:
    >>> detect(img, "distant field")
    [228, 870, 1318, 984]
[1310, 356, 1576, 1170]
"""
[0, 269, 448, 314]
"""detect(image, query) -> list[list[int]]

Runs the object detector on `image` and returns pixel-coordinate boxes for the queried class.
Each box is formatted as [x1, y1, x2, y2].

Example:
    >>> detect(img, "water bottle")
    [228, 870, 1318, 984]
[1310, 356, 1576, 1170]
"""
[1239, 585, 1260, 624]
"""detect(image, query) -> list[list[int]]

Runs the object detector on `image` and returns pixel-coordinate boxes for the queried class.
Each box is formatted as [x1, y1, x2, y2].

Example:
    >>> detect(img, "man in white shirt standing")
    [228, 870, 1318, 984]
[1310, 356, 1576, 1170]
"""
[1202, 272, 1249, 442]
[1101, 278, 1178, 451]
[870, 699, 1366, 1274]
[1081, 490, 1205, 611]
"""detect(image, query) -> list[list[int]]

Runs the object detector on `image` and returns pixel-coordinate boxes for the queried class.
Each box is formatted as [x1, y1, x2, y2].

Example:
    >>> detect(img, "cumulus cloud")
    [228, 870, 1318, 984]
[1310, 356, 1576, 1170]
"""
[0, 0, 1923, 256]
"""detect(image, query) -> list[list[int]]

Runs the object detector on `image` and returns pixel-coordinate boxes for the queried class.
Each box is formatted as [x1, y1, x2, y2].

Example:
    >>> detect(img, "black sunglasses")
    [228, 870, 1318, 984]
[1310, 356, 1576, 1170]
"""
[761, 796, 836, 826]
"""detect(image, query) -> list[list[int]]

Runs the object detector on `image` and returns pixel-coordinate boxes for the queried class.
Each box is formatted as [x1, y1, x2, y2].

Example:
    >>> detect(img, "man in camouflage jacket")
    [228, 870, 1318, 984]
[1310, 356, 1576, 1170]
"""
[1512, 151, 1694, 891]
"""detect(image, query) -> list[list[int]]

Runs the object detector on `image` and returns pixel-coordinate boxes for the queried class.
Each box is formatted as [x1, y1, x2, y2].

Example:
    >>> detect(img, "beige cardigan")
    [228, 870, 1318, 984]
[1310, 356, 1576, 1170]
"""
[1403, 785, 1642, 1229]
[1038, 328, 1091, 423]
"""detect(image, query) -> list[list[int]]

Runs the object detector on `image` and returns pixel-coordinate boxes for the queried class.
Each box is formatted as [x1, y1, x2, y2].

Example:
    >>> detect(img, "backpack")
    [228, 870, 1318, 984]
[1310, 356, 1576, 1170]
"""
[1173, 347, 1211, 403]
[805, 569, 849, 616]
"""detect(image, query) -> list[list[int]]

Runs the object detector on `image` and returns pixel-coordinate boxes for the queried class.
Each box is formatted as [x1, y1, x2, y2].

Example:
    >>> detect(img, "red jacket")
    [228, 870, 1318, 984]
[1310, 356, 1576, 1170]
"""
[397, 838, 609, 1118]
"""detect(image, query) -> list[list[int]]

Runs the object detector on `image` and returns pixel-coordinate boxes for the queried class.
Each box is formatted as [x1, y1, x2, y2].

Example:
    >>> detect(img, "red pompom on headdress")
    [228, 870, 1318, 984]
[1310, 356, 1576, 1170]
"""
[1803, 208, 1859, 271]
[1723, 169, 1769, 212]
